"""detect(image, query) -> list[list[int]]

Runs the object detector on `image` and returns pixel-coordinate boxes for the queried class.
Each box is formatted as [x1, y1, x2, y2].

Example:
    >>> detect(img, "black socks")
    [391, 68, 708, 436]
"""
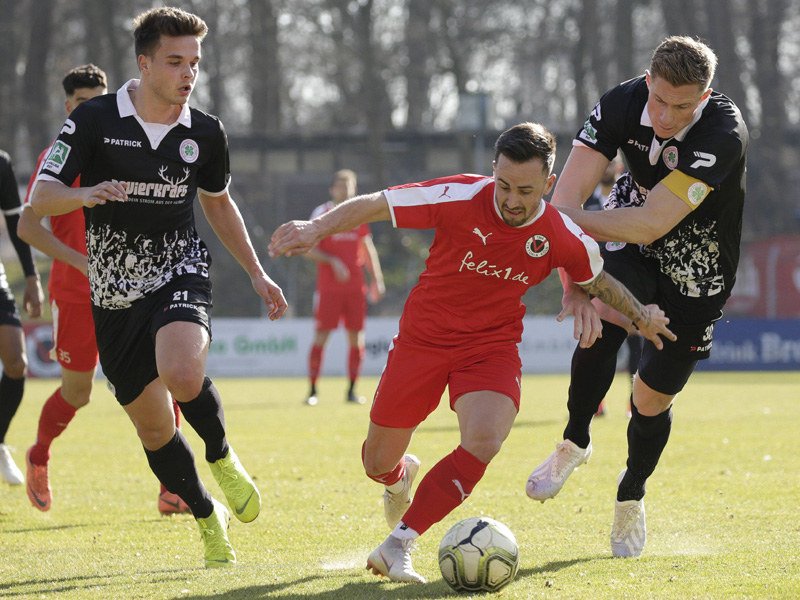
[178, 377, 229, 463]
[0, 374, 25, 443]
[144, 431, 214, 518]
[563, 321, 628, 448]
[618, 402, 673, 501]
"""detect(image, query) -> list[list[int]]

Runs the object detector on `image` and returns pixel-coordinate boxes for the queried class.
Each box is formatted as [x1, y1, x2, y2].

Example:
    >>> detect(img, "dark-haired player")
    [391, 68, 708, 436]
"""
[31, 7, 286, 567]
[270, 122, 675, 583]
[20, 64, 189, 516]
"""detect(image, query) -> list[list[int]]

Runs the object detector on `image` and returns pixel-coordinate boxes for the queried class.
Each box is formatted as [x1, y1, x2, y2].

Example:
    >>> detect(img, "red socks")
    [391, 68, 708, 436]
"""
[348, 346, 364, 382]
[401, 446, 487, 536]
[30, 389, 77, 465]
[309, 344, 324, 385]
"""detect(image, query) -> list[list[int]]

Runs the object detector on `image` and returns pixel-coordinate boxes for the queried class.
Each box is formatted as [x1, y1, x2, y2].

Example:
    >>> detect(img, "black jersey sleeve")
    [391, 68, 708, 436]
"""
[0, 152, 37, 277]
[575, 81, 638, 161]
[39, 101, 100, 187]
[0, 150, 20, 212]
[675, 127, 744, 189]
[196, 117, 231, 195]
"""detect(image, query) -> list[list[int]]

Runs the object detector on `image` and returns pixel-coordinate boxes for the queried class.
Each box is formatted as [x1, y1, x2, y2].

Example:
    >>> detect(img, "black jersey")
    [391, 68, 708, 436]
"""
[38, 81, 230, 309]
[575, 76, 747, 304]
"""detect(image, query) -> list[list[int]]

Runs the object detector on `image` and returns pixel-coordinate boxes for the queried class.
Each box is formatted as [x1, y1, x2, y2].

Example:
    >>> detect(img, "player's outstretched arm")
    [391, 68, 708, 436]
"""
[269, 192, 391, 258]
[18, 205, 89, 277]
[579, 270, 676, 349]
[32, 180, 128, 216]
[199, 189, 288, 321]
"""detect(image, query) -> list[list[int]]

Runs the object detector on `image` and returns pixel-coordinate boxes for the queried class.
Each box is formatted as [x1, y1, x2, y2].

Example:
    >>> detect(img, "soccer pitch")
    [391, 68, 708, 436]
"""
[1, 372, 798, 599]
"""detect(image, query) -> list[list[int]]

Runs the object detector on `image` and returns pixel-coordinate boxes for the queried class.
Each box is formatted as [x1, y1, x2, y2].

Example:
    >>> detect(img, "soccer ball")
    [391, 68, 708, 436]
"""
[438, 516, 520, 593]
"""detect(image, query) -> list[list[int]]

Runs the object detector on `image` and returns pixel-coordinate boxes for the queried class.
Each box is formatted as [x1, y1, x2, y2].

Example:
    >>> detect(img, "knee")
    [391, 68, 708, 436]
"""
[160, 364, 204, 401]
[362, 446, 399, 478]
[62, 390, 91, 409]
[136, 421, 176, 451]
[3, 355, 28, 379]
[461, 434, 503, 465]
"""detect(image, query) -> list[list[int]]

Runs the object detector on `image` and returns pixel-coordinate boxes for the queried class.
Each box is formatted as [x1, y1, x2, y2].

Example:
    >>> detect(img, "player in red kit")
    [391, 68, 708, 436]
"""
[19, 64, 189, 515]
[304, 169, 384, 405]
[270, 122, 675, 583]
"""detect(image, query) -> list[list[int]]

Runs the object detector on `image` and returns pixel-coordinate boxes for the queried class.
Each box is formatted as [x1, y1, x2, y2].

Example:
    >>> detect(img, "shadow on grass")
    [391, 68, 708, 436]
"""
[0, 569, 186, 598]
[168, 557, 598, 600]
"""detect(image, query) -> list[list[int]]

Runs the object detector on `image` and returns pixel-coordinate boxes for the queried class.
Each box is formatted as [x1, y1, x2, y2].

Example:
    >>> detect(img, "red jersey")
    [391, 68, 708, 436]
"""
[311, 201, 371, 293]
[384, 174, 603, 347]
[25, 146, 89, 304]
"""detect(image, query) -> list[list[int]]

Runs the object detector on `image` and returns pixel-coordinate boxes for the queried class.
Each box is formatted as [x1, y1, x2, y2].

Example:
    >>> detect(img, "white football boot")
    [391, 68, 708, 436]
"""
[611, 469, 646, 558]
[366, 534, 426, 583]
[383, 454, 421, 528]
[526, 439, 591, 501]
[0, 444, 24, 485]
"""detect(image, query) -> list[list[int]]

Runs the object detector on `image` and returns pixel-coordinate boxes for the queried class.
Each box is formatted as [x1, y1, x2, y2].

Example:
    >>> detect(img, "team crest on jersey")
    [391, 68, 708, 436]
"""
[687, 181, 709, 206]
[525, 234, 550, 258]
[605, 241, 627, 251]
[43, 141, 71, 174]
[180, 139, 199, 163]
[663, 145, 679, 170]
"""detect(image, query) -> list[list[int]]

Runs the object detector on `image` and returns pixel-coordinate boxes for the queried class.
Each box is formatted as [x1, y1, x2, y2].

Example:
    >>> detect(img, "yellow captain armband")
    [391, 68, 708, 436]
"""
[661, 170, 713, 210]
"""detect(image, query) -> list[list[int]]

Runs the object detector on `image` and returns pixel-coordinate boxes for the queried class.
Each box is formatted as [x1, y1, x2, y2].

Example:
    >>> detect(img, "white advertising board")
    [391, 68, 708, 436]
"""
[204, 316, 578, 377]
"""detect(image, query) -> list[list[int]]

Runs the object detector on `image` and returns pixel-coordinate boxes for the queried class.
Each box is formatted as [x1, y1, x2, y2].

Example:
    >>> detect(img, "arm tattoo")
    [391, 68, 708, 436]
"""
[583, 271, 649, 328]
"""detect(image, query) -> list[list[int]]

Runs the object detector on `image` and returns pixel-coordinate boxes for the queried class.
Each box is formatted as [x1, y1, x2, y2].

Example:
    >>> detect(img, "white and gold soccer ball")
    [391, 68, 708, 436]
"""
[438, 516, 520, 593]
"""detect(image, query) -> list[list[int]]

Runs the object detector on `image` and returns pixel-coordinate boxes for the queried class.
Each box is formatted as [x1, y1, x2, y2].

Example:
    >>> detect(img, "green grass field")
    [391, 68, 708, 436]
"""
[1, 372, 798, 600]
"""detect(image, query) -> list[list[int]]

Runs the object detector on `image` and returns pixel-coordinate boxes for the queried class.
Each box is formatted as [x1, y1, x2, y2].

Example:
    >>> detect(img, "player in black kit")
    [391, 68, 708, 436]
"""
[0, 150, 43, 485]
[31, 7, 287, 568]
[525, 36, 747, 558]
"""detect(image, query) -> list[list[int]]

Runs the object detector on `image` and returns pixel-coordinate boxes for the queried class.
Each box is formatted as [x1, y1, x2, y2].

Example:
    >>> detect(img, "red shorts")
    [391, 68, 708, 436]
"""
[313, 288, 367, 332]
[51, 299, 99, 372]
[370, 336, 522, 428]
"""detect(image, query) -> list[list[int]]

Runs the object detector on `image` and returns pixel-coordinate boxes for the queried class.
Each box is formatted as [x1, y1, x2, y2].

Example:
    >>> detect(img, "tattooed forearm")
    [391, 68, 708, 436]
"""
[581, 271, 648, 328]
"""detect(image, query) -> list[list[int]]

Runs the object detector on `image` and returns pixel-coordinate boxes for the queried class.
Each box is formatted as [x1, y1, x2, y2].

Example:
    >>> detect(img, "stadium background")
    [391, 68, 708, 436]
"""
[1, 0, 798, 375]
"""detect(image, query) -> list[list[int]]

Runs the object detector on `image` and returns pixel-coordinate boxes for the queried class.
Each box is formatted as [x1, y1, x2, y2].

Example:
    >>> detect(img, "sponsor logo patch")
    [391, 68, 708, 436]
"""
[43, 141, 71, 174]
[180, 139, 199, 163]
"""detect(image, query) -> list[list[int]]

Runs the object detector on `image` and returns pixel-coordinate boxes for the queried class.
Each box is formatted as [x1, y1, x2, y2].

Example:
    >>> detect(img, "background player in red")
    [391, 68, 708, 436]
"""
[303, 169, 385, 405]
[0, 148, 43, 485]
[19, 64, 189, 515]
[270, 122, 675, 583]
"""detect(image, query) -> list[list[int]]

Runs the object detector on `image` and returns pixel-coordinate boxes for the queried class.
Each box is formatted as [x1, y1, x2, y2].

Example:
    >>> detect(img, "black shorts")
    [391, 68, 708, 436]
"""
[0, 293, 21, 327]
[93, 274, 212, 406]
[600, 242, 720, 395]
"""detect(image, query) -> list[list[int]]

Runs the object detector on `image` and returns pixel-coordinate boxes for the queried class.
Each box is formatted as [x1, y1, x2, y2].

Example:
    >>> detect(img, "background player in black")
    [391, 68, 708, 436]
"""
[31, 7, 287, 568]
[525, 36, 747, 558]
[0, 149, 43, 485]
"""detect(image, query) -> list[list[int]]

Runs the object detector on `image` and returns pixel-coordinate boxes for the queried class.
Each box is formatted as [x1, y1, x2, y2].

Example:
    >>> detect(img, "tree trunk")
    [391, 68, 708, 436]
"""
[249, 0, 281, 133]
[405, 0, 433, 130]
[0, 0, 23, 151]
[24, 0, 54, 155]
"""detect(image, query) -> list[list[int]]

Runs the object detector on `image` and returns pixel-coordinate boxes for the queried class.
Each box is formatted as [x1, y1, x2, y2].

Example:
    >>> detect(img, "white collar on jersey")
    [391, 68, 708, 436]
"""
[492, 188, 547, 227]
[116, 79, 192, 149]
[640, 95, 710, 165]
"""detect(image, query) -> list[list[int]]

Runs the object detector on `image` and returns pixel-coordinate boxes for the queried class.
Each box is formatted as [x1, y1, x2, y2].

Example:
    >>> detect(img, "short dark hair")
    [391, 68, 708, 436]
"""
[494, 122, 556, 173]
[650, 36, 717, 90]
[62, 64, 107, 97]
[133, 6, 208, 58]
